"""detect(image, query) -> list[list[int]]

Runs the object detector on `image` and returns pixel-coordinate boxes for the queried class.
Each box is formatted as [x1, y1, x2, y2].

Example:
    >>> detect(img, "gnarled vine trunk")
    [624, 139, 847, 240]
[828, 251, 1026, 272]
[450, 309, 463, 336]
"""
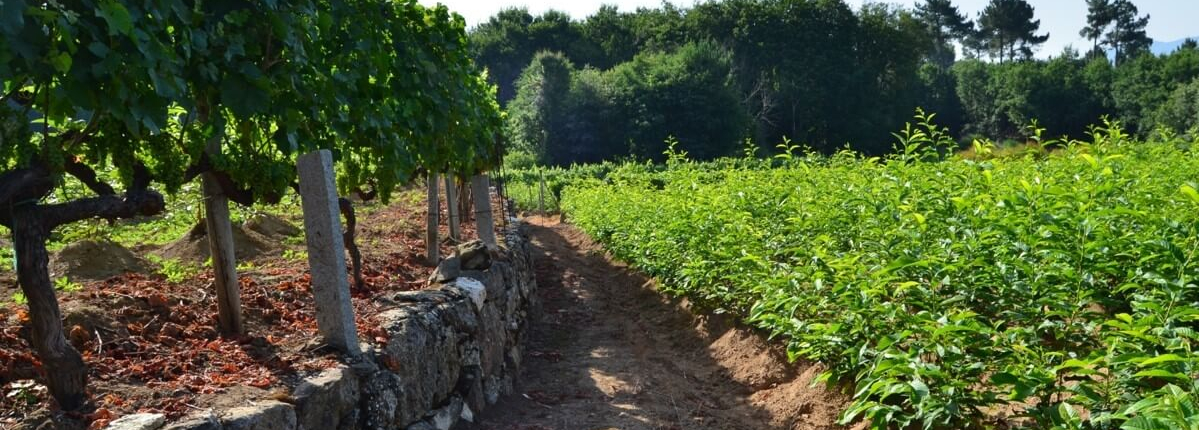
[459, 179, 472, 222]
[338, 197, 364, 290]
[1, 165, 165, 409]
[12, 204, 87, 410]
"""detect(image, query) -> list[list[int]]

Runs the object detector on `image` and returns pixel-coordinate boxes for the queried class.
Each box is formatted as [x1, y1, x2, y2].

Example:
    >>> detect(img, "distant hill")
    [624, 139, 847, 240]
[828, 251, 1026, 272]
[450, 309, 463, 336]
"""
[1153, 37, 1198, 55]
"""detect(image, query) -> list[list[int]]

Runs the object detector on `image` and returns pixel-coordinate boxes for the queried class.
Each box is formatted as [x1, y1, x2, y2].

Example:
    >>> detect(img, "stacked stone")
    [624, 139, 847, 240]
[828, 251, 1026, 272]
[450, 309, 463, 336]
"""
[114, 225, 536, 430]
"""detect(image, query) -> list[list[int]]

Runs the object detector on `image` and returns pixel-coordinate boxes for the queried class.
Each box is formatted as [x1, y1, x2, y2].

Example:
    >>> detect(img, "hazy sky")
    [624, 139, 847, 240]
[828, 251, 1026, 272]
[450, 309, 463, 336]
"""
[425, 0, 1199, 57]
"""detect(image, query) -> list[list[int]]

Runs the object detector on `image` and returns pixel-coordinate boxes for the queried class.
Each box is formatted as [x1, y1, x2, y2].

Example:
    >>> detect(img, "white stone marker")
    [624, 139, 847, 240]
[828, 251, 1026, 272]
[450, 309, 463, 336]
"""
[297, 150, 361, 356]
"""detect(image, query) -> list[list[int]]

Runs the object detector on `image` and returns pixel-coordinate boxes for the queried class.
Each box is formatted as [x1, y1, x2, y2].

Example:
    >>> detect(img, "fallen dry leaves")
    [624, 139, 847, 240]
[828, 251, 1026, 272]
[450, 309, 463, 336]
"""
[0, 197, 499, 424]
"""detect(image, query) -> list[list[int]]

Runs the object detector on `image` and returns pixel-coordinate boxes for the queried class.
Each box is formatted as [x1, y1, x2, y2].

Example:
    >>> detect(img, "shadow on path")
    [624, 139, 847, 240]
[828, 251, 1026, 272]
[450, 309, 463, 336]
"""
[469, 217, 849, 430]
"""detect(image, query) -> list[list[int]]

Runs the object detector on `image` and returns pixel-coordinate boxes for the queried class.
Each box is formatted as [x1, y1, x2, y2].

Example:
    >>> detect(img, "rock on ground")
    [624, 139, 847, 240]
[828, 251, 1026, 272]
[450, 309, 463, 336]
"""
[221, 400, 296, 430]
[103, 413, 165, 430]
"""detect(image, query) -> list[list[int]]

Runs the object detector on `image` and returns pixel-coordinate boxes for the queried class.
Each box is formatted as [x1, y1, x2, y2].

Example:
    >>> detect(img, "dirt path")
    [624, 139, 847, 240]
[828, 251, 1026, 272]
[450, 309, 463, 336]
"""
[470, 217, 849, 430]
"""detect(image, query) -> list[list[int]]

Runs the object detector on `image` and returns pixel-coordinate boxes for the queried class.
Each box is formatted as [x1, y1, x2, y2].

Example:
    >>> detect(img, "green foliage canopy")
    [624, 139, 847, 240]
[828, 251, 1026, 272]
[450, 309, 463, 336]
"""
[0, 0, 502, 206]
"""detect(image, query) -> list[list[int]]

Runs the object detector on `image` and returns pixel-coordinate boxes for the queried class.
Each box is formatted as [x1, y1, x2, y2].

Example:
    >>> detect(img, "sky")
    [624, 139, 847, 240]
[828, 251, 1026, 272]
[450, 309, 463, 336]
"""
[423, 0, 1199, 58]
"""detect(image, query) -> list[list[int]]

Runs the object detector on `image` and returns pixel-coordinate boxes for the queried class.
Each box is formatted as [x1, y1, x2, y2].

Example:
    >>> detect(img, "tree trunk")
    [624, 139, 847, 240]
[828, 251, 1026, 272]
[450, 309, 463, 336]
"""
[538, 170, 547, 214]
[471, 174, 496, 246]
[459, 179, 472, 222]
[338, 198, 364, 290]
[426, 173, 440, 266]
[12, 204, 86, 410]
[445, 174, 461, 242]
[203, 172, 243, 335]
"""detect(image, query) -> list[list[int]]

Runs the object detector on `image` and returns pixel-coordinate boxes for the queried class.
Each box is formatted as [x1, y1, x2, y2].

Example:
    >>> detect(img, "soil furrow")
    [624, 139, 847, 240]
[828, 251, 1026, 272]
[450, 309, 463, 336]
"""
[470, 217, 849, 430]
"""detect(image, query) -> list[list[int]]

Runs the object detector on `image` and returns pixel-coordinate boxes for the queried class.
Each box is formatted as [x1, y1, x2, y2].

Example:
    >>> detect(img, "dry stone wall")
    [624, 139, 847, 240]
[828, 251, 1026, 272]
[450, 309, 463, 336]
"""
[108, 223, 536, 430]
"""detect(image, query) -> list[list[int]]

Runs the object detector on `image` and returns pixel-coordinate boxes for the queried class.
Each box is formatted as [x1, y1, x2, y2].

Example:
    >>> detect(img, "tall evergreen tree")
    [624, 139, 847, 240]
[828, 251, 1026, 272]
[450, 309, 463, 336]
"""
[1080, 0, 1116, 55]
[915, 0, 975, 68]
[1104, 0, 1151, 65]
[977, 0, 1049, 62]
[962, 12, 990, 59]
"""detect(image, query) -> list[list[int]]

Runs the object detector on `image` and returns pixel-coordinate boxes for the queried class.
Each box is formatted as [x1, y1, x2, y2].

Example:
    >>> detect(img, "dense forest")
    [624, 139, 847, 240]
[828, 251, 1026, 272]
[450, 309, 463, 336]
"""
[470, 0, 1199, 166]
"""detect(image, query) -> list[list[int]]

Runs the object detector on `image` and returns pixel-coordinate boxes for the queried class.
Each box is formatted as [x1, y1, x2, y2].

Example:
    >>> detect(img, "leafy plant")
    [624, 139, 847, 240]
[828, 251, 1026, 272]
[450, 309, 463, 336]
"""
[53, 277, 82, 293]
[147, 255, 200, 284]
[282, 249, 308, 263]
[553, 118, 1199, 429]
[5, 380, 44, 406]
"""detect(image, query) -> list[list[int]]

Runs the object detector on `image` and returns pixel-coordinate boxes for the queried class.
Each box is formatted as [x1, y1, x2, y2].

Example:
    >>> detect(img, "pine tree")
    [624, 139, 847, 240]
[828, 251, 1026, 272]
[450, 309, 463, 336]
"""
[977, 0, 1049, 62]
[1080, 0, 1116, 55]
[1104, 0, 1151, 65]
[915, 0, 976, 68]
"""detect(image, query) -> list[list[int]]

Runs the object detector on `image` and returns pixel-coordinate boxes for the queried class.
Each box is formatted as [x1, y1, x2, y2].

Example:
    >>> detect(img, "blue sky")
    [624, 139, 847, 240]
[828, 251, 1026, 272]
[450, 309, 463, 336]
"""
[426, 0, 1198, 57]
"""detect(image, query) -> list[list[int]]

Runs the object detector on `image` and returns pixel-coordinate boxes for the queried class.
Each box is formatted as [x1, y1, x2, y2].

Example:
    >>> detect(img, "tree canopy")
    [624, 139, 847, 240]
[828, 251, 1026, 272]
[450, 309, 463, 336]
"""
[474, 0, 1197, 167]
[915, 0, 975, 68]
[976, 0, 1049, 62]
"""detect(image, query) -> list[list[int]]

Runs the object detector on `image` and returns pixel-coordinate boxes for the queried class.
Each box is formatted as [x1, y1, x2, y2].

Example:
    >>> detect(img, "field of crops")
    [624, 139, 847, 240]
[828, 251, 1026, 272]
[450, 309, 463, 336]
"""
[550, 123, 1199, 429]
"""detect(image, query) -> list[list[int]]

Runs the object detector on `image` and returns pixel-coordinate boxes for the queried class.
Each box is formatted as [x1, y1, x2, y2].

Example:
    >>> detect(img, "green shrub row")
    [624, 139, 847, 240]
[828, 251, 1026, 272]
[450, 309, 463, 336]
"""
[562, 122, 1199, 429]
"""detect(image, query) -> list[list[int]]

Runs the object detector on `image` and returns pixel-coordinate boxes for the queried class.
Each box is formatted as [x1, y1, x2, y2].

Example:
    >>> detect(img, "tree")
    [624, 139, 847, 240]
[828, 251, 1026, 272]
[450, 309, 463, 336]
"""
[579, 5, 639, 70]
[557, 68, 620, 163]
[1027, 53, 1113, 138]
[505, 41, 750, 165]
[1159, 78, 1199, 135]
[977, 0, 1049, 62]
[1104, 0, 1151, 65]
[505, 51, 576, 163]
[1080, 0, 1116, 55]
[1079, 0, 1150, 64]
[606, 41, 749, 160]
[686, 0, 862, 151]
[626, 3, 689, 53]
[852, 4, 936, 153]
[1111, 44, 1199, 134]
[471, 8, 589, 105]
[915, 0, 976, 69]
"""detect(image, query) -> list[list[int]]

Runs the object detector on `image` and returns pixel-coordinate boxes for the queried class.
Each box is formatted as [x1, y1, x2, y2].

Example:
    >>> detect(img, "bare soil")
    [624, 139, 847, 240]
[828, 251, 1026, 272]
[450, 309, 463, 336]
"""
[49, 241, 150, 283]
[471, 217, 851, 430]
[153, 220, 281, 263]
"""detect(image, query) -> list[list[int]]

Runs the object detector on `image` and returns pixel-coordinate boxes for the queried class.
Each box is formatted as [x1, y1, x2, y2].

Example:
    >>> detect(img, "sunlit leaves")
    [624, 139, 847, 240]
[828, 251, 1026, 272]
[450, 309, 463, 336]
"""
[560, 125, 1199, 429]
[95, 0, 133, 36]
[1, 0, 502, 203]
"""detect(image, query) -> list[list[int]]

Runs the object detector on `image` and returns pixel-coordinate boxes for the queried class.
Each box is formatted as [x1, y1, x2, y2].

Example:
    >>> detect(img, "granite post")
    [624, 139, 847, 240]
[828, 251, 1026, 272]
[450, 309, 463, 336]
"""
[297, 150, 360, 356]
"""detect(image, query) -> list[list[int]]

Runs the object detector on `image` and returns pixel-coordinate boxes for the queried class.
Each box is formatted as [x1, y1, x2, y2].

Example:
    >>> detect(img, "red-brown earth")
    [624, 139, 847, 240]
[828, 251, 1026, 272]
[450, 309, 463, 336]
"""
[0, 191, 506, 429]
